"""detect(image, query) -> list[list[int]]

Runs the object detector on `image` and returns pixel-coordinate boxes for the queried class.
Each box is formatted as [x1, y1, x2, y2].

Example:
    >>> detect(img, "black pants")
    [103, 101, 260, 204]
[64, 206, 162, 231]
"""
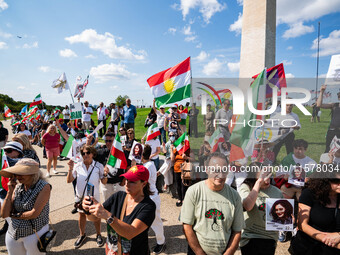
[98, 119, 106, 137]
[325, 129, 340, 152]
[240, 238, 277, 255]
[189, 120, 198, 137]
[273, 132, 295, 160]
[174, 172, 188, 201]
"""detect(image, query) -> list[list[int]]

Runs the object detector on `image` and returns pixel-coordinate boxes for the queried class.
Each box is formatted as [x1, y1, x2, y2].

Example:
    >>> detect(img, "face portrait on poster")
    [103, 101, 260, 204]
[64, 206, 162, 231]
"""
[129, 141, 144, 164]
[266, 198, 294, 231]
[288, 164, 306, 187]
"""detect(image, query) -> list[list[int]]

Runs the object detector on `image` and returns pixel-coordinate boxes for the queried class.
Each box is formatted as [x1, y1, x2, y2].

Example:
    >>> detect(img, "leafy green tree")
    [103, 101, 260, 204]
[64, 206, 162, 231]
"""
[115, 95, 129, 107]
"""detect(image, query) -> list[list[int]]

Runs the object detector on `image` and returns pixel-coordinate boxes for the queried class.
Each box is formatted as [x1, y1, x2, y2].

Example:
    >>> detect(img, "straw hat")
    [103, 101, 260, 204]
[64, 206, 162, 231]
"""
[0, 158, 39, 178]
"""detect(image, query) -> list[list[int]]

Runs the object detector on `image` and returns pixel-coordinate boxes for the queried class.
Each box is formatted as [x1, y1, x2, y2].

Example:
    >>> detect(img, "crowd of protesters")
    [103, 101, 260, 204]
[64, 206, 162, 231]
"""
[0, 85, 339, 255]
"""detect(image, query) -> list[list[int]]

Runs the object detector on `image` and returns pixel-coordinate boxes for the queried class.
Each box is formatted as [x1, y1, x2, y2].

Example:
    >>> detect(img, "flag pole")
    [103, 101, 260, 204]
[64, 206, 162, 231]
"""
[315, 21, 320, 102]
[68, 86, 75, 104]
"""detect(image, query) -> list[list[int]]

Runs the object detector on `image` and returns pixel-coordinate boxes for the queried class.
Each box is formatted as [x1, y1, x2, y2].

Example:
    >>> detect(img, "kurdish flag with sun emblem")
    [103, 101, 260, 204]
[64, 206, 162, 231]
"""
[147, 57, 191, 108]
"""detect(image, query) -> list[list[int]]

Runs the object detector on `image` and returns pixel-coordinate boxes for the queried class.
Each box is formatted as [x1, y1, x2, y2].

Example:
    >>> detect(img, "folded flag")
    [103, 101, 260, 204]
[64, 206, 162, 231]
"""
[147, 57, 191, 108]
[146, 123, 161, 141]
[209, 129, 225, 152]
[29, 94, 42, 108]
[19, 105, 28, 116]
[174, 132, 190, 155]
[4, 105, 14, 118]
[52, 72, 69, 94]
[107, 134, 127, 169]
[0, 149, 9, 191]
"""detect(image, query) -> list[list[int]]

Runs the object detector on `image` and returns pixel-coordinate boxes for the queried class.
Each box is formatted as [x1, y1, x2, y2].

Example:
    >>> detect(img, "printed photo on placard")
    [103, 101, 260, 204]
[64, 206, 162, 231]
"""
[266, 198, 294, 231]
[288, 164, 306, 187]
[129, 141, 144, 164]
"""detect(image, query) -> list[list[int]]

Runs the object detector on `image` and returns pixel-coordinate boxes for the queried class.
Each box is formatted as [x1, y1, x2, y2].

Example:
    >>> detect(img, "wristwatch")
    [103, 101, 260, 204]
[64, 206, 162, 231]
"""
[106, 216, 115, 225]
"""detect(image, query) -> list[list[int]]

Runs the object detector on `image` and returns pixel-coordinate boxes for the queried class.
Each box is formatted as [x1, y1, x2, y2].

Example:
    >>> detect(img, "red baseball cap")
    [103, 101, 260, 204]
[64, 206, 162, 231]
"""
[121, 165, 149, 182]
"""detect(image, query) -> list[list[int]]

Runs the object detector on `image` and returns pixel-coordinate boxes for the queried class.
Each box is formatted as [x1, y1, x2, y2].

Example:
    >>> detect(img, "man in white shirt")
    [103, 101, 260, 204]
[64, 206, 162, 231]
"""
[142, 144, 166, 254]
[152, 99, 168, 144]
[62, 105, 71, 124]
[82, 101, 93, 130]
[97, 102, 108, 137]
[271, 103, 301, 161]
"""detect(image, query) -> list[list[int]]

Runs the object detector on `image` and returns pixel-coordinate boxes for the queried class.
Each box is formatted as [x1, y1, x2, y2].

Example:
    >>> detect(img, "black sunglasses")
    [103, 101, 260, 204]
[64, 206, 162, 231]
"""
[169, 135, 176, 137]
[105, 140, 113, 143]
[4, 148, 14, 153]
[81, 151, 91, 156]
[119, 130, 124, 132]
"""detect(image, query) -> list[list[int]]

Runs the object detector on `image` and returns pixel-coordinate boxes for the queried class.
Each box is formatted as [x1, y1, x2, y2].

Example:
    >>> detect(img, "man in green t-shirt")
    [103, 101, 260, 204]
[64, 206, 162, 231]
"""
[180, 152, 244, 255]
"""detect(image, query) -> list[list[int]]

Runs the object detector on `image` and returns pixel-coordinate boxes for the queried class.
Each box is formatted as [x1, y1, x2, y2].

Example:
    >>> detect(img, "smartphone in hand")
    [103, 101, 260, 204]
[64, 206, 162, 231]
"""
[86, 183, 94, 205]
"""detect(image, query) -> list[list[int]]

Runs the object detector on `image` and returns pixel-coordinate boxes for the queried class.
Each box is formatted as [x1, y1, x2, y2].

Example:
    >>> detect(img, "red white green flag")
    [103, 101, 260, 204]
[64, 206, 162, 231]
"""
[0, 149, 9, 191]
[229, 69, 266, 162]
[4, 105, 14, 118]
[12, 121, 20, 126]
[29, 94, 42, 108]
[174, 132, 190, 155]
[35, 113, 41, 120]
[147, 57, 191, 108]
[107, 134, 127, 169]
[146, 123, 161, 141]
[179, 108, 188, 125]
[209, 129, 225, 152]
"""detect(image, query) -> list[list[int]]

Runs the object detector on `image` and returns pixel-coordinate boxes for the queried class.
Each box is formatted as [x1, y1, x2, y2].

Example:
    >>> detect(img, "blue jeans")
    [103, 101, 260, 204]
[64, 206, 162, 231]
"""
[159, 127, 166, 144]
[151, 158, 160, 170]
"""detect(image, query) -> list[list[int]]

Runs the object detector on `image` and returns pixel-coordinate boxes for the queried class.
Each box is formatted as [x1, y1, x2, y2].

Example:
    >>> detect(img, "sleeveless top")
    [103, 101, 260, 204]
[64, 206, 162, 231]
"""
[330, 103, 340, 129]
[8, 179, 50, 240]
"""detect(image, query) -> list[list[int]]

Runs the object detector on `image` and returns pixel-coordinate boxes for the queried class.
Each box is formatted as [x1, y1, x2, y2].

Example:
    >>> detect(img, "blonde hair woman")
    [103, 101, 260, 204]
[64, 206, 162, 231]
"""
[42, 125, 60, 177]
[0, 158, 51, 255]
[12, 133, 40, 166]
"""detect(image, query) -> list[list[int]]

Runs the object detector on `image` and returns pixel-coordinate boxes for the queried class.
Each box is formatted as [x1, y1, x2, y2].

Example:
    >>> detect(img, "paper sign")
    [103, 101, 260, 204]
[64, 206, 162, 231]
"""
[129, 141, 144, 164]
[72, 138, 86, 162]
[266, 198, 294, 231]
[88, 122, 104, 137]
[287, 165, 306, 187]
[70, 102, 83, 120]
[330, 136, 340, 153]
[326, 54, 340, 85]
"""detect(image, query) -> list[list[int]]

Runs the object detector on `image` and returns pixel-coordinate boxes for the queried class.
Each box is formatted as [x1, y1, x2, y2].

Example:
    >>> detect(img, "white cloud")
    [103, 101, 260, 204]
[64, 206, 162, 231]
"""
[194, 51, 210, 62]
[110, 85, 119, 90]
[65, 29, 146, 60]
[286, 73, 295, 78]
[202, 58, 224, 76]
[283, 22, 314, 39]
[38, 66, 50, 72]
[229, 13, 242, 35]
[0, 31, 12, 38]
[59, 48, 77, 58]
[184, 35, 197, 42]
[227, 61, 240, 73]
[178, 0, 227, 23]
[0, 41, 7, 49]
[167, 27, 177, 35]
[281, 60, 292, 66]
[277, 0, 340, 38]
[237, 0, 243, 5]
[183, 25, 194, 36]
[22, 41, 38, 49]
[17, 86, 26, 90]
[311, 30, 340, 57]
[90, 63, 135, 83]
[85, 54, 96, 59]
[0, 0, 8, 11]
[287, 46, 293, 50]
[196, 43, 202, 48]
[182, 25, 197, 42]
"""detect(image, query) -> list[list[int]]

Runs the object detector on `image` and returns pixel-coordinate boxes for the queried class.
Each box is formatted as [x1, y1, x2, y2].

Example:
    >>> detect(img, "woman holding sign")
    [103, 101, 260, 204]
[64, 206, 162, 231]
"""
[238, 163, 283, 255]
[41, 124, 60, 177]
[67, 145, 108, 249]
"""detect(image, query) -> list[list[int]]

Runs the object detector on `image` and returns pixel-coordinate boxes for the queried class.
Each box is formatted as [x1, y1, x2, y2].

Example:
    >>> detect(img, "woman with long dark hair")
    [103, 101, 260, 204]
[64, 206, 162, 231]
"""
[270, 199, 293, 224]
[289, 168, 340, 254]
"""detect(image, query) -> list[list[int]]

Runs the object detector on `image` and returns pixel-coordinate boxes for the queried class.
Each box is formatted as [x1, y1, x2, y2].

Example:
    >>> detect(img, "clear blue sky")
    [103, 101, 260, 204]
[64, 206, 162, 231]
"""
[0, 0, 340, 107]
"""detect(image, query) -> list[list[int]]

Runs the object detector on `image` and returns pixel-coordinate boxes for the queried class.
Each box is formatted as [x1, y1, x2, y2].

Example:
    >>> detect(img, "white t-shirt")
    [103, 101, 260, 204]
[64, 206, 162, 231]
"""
[19, 130, 31, 137]
[156, 110, 168, 128]
[62, 109, 70, 120]
[72, 160, 104, 202]
[82, 106, 93, 122]
[97, 107, 108, 121]
[292, 154, 316, 175]
[270, 112, 301, 129]
[110, 108, 119, 122]
[143, 161, 158, 196]
[146, 138, 161, 160]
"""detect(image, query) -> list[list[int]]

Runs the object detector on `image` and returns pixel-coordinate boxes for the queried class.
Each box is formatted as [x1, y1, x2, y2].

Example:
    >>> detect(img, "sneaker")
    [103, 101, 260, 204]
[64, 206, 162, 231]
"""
[46, 173, 50, 178]
[53, 169, 59, 174]
[278, 231, 287, 242]
[71, 208, 78, 214]
[176, 201, 182, 207]
[153, 243, 166, 254]
[74, 234, 86, 249]
[96, 234, 104, 247]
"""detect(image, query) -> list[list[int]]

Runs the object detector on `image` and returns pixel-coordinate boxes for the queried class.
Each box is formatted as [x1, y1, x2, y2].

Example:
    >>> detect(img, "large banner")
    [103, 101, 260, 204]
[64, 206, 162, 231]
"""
[70, 102, 83, 120]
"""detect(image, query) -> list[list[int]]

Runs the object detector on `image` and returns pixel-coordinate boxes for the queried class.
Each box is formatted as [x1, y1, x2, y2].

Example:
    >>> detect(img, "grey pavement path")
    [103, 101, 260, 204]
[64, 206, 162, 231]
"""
[0, 120, 289, 255]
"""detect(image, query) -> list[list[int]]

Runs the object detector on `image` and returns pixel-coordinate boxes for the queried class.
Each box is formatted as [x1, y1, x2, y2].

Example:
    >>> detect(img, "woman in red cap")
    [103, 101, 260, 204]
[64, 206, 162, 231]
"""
[83, 164, 156, 255]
